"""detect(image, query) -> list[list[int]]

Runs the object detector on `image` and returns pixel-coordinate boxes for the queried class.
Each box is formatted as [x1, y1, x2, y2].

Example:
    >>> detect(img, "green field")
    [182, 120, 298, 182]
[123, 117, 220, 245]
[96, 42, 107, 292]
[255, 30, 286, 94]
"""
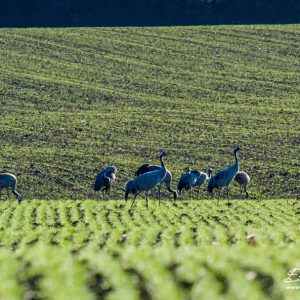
[0, 200, 299, 299]
[0, 25, 300, 299]
[0, 25, 299, 199]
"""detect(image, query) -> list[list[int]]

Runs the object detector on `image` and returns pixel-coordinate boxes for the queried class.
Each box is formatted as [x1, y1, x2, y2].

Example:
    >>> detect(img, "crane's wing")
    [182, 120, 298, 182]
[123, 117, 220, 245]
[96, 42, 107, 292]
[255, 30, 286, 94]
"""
[135, 164, 152, 176]
[94, 172, 105, 191]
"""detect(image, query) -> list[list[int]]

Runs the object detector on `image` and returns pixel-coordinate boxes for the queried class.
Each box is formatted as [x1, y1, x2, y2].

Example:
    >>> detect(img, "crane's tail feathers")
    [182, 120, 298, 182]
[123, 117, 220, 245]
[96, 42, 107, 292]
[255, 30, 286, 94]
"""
[177, 181, 187, 194]
[94, 180, 102, 191]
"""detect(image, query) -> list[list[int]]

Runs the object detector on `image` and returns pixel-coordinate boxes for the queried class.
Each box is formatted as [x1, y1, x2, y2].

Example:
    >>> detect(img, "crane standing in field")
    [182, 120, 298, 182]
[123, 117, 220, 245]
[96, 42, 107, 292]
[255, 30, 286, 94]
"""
[94, 165, 117, 197]
[194, 167, 213, 199]
[207, 145, 240, 202]
[134, 164, 177, 202]
[234, 171, 250, 198]
[124, 150, 168, 211]
[177, 169, 200, 196]
[0, 173, 22, 204]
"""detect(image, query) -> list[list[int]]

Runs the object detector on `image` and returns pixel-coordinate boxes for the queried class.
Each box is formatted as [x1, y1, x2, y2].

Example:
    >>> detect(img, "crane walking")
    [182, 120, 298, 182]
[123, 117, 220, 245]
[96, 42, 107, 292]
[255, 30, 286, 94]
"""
[207, 145, 240, 203]
[125, 150, 168, 211]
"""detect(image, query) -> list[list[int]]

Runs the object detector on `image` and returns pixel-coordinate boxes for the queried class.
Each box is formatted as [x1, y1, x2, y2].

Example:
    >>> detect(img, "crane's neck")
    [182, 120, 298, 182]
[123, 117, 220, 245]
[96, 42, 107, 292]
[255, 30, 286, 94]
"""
[159, 153, 167, 181]
[234, 149, 239, 168]
[160, 155, 166, 170]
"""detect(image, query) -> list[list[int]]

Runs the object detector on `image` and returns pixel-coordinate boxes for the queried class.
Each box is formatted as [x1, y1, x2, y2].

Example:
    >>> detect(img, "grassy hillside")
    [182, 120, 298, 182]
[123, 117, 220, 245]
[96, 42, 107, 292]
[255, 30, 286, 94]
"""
[0, 199, 299, 299]
[0, 25, 299, 199]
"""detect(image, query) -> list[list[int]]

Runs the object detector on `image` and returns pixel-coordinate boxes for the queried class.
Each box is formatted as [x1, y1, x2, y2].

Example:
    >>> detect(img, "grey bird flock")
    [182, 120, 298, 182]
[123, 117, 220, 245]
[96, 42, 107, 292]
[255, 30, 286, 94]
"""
[1, 146, 250, 207]
[94, 146, 250, 210]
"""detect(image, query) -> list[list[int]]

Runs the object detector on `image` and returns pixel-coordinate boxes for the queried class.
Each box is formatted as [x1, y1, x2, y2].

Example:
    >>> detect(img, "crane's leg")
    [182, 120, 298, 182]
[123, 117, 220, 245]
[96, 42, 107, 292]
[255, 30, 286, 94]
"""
[197, 187, 200, 200]
[129, 193, 139, 212]
[145, 192, 149, 210]
[0, 189, 2, 200]
[173, 191, 177, 204]
[208, 190, 212, 199]
[227, 188, 230, 204]
[7, 188, 10, 199]
[240, 184, 243, 193]
[217, 189, 221, 204]
[100, 187, 105, 199]
[244, 185, 249, 198]
[158, 185, 161, 207]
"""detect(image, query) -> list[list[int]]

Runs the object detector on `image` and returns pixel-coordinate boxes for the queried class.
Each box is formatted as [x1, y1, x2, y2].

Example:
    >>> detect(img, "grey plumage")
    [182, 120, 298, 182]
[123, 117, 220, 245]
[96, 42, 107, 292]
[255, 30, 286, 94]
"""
[234, 171, 250, 198]
[134, 164, 152, 177]
[207, 146, 240, 199]
[177, 169, 200, 195]
[0, 173, 22, 204]
[134, 164, 177, 201]
[194, 167, 213, 198]
[125, 150, 167, 211]
[94, 165, 117, 196]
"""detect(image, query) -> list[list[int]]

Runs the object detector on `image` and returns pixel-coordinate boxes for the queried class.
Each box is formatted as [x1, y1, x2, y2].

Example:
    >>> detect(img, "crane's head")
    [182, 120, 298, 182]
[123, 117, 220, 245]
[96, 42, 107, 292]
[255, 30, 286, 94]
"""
[233, 145, 240, 152]
[159, 149, 167, 157]
[207, 167, 213, 176]
[109, 165, 117, 173]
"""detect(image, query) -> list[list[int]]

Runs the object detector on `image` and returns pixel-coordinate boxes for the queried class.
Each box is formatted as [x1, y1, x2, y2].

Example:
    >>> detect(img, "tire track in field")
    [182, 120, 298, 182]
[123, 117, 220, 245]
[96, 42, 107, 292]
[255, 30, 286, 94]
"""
[3, 31, 299, 103]
[3, 34, 298, 101]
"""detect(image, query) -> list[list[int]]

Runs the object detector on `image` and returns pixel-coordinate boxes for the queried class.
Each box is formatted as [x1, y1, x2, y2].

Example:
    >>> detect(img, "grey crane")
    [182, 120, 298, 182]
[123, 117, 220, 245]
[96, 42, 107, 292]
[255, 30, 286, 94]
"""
[234, 171, 250, 198]
[207, 145, 240, 202]
[94, 165, 117, 197]
[194, 167, 213, 199]
[124, 150, 167, 211]
[177, 169, 200, 196]
[0, 173, 22, 204]
[134, 164, 177, 202]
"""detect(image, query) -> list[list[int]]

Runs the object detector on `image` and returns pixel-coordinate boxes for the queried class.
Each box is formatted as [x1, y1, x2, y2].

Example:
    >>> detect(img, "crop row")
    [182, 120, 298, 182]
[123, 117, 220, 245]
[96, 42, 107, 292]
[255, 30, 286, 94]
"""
[0, 200, 299, 299]
[0, 200, 299, 249]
